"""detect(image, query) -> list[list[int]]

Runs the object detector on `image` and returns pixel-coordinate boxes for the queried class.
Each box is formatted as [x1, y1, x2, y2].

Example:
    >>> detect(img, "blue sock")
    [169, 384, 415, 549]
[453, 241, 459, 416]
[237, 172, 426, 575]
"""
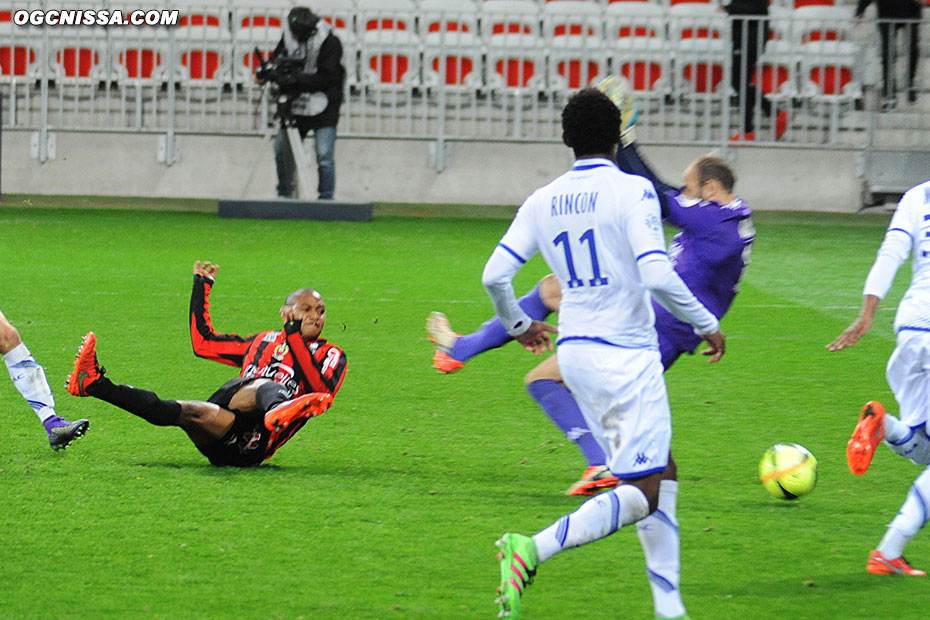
[527, 379, 606, 467]
[450, 283, 552, 362]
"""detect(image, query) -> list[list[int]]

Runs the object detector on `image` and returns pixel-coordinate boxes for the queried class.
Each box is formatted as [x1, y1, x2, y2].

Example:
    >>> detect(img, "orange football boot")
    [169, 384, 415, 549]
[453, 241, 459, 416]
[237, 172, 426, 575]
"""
[566, 465, 620, 496]
[847, 401, 886, 475]
[65, 332, 105, 397]
[867, 550, 926, 576]
[433, 351, 464, 374]
[425, 312, 464, 374]
[264, 392, 334, 432]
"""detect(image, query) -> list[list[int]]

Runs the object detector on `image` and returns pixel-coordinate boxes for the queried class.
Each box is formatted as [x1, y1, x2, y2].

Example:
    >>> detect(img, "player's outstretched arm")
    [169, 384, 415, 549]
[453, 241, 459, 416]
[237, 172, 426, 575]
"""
[514, 320, 558, 356]
[827, 295, 879, 351]
[193, 260, 219, 281]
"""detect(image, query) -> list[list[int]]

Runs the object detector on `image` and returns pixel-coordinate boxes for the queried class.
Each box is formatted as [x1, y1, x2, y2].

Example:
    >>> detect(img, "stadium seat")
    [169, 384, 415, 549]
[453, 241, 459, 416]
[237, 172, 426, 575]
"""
[793, 0, 835, 7]
[231, 0, 288, 84]
[607, 0, 672, 103]
[357, 0, 421, 98]
[0, 20, 40, 82]
[173, 0, 233, 85]
[668, 2, 728, 97]
[753, 5, 799, 102]
[480, 0, 546, 95]
[542, 0, 606, 90]
[51, 29, 108, 84]
[420, 0, 483, 93]
[793, 4, 858, 103]
[800, 51, 861, 105]
[793, 4, 854, 46]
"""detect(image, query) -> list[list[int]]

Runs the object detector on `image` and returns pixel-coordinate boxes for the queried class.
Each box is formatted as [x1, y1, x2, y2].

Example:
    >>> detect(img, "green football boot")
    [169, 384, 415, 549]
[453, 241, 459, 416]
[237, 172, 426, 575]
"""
[495, 533, 538, 619]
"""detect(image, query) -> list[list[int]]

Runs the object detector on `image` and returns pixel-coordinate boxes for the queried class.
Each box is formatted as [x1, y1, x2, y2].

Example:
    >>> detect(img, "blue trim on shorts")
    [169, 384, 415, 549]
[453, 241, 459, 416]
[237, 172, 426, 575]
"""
[613, 465, 668, 480]
[897, 325, 930, 334]
[497, 243, 527, 264]
[556, 335, 654, 350]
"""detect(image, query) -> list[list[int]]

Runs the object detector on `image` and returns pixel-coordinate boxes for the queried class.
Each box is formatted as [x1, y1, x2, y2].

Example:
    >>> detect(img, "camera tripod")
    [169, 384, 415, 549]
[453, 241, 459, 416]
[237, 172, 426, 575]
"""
[240, 92, 316, 200]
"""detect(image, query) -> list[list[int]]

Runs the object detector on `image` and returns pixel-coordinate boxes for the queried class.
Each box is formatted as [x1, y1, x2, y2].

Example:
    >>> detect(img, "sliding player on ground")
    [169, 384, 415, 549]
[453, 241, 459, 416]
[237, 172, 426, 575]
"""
[828, 178, 930, 576]
[65, 261, 346, 466]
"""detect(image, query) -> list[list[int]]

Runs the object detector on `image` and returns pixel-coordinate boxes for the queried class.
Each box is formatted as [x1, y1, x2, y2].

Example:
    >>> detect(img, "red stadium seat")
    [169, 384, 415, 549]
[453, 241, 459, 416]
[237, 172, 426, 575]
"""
[421, 0, 482, 91]
[481, 0, 545, 93]
[543, 0, 606, 90]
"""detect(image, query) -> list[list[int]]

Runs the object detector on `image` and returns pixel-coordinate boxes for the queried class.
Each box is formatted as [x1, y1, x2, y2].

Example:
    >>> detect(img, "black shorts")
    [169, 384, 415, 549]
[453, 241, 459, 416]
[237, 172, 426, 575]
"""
[206, 376, 257, 409]
[197, 377, 272, 467]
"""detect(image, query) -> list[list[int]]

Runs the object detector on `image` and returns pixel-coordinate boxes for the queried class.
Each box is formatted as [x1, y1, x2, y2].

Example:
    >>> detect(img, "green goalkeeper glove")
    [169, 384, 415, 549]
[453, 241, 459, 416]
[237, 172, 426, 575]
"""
[596, 75, 640, 147]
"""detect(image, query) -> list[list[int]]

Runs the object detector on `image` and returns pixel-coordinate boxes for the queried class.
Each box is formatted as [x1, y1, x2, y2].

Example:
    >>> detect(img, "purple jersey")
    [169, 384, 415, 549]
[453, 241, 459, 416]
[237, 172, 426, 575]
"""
[654, 190, 754, 367]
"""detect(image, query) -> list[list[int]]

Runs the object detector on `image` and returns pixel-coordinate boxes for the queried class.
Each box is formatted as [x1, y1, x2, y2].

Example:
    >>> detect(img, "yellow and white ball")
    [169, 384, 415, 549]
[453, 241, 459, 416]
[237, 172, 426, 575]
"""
[759, 443, 818, 500]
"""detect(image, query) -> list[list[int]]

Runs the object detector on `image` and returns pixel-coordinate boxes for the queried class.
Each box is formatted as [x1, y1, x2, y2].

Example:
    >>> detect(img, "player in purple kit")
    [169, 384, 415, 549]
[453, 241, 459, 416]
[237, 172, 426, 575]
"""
[429, 145, 754, 487]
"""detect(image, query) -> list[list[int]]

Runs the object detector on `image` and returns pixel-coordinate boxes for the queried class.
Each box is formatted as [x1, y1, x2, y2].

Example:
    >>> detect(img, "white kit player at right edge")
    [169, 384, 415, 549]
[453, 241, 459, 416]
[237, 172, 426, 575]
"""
[487, 88, 725, 620]
[829, 178, 930, 577]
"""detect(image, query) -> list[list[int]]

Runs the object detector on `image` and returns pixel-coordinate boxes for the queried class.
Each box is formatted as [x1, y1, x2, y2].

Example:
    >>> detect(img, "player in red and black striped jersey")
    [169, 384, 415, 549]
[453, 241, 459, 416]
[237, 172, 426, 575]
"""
[190, 261, 346, 402]
[65, 260, 347, 467]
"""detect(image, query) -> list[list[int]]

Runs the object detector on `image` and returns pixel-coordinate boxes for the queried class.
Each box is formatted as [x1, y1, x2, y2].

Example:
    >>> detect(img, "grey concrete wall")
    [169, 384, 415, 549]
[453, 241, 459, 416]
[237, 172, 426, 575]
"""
[1, 129, 862, 212]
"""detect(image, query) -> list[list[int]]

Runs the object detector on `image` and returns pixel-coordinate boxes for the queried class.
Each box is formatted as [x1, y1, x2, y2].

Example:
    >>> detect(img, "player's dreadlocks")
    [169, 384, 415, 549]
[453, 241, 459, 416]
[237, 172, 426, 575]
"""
[561, 88, 621, 159]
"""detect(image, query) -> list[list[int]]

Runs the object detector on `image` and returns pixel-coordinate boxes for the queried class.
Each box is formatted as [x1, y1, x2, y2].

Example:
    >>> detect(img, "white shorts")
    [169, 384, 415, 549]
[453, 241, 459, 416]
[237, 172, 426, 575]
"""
[887, 329, 930, 430]
[558, 342, 671, 479]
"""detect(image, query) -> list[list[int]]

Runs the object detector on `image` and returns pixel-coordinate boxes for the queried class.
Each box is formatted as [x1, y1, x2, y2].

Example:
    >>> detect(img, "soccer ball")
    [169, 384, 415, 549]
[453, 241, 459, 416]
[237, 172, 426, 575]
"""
[758, 443, 818, 500]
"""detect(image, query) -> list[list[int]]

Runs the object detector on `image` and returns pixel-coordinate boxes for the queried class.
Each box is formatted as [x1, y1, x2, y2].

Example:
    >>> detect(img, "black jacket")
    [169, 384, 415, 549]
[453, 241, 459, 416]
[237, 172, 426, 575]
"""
[855, 0, 922, 19]
[272, 29, 345, 129]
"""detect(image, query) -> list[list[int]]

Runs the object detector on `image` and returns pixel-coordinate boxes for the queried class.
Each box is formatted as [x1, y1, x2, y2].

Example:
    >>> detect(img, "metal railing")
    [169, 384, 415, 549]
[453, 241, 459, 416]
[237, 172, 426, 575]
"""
[2, 2, 929, 159]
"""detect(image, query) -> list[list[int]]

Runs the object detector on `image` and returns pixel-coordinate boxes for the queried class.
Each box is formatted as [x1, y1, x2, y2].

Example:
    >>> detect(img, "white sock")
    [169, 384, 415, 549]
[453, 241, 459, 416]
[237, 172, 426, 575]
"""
[637, 480, 685, 619]
[885, 421, 930, 466]
[883, 413, 909, 443]
[878, 467, 930, 559]
[533, 484, 650, 564]
[3, 343, 56, 422]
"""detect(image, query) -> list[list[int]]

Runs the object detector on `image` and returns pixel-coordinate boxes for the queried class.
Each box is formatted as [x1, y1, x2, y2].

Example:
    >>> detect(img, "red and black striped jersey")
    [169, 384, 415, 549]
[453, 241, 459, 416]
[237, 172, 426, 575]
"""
[189, 275, 347, 400]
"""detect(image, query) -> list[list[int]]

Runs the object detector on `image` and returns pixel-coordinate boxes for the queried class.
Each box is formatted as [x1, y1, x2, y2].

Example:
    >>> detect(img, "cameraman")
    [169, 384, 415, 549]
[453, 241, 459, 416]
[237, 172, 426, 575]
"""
[266, 6, 345, 200]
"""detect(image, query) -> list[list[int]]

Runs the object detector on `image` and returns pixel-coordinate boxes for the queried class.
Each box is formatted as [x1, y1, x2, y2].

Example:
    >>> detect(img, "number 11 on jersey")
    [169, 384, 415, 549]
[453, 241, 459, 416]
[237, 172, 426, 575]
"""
[553, 228, 609, 289]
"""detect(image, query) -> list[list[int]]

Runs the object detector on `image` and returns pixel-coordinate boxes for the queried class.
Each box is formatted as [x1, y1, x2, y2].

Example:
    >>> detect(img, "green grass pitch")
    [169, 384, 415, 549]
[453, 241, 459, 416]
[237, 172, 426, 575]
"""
[0, 203, 926, 619]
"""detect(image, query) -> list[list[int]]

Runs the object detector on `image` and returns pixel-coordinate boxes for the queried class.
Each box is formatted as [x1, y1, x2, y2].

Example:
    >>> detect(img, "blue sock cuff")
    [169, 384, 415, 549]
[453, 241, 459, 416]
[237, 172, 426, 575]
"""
[526, 378, 561, 400]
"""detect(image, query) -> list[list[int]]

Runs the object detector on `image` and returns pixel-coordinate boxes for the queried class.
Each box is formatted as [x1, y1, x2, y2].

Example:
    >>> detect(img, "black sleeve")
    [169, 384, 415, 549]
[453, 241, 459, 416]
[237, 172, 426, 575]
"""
[616, 143, 678, 219]
[724, 0, 768, 15]
[854, 0, 871, 17]
[616, 143, 675, 196]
